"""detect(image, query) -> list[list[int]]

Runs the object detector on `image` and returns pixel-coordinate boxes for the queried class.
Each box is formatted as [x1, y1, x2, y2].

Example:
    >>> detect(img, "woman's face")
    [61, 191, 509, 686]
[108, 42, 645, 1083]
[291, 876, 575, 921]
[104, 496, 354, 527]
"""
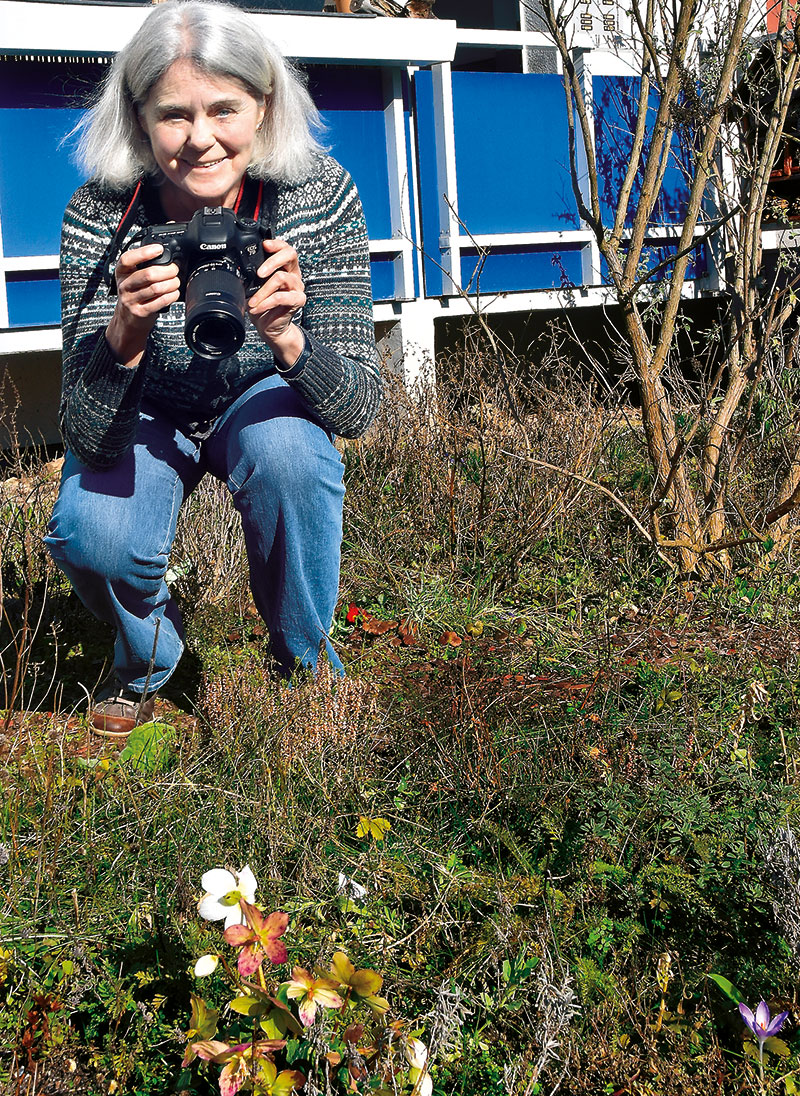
[139, 59, 266, 219]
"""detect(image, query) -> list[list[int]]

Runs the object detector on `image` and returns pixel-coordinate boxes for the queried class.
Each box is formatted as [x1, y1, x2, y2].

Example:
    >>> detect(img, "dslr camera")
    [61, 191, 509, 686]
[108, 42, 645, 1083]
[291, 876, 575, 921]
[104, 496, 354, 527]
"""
[132, 206, 271, 359]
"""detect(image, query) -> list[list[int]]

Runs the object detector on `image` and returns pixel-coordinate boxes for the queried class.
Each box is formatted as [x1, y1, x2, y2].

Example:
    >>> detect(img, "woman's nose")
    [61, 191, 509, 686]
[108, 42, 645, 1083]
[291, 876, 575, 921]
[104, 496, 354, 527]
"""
[187, 114, 215, 149]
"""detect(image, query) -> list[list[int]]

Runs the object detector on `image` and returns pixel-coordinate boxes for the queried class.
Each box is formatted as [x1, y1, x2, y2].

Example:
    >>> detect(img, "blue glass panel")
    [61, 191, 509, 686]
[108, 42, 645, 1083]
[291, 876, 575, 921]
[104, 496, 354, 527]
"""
[451, 73, 580, 235]
[309, 67, 393, 241]
[0, 107, 86, 256]
[593, 76, 693, 228]
[460, 244, 584, 294]
[6, 275, 60, 328]
[370, 255, 396, 301]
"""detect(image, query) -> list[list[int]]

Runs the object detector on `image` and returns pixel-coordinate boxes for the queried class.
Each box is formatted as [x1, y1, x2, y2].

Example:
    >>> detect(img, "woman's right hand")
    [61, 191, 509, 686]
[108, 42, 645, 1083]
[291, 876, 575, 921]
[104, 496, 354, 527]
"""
[105, 243, 181, 368]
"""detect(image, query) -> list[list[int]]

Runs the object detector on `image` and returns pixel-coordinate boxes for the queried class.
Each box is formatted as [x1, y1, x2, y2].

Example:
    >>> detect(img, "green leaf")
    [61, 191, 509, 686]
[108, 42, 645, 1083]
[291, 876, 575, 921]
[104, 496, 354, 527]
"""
[764, 1036, 791, 1057]
[118, 722, 175, 773]
[336, 896, 363, 915]
[743, 1039, 760, 1061]
[261, 1010, 289, 1039]
[229, 994, 267, 1017]
[707, 972, 745, 1004]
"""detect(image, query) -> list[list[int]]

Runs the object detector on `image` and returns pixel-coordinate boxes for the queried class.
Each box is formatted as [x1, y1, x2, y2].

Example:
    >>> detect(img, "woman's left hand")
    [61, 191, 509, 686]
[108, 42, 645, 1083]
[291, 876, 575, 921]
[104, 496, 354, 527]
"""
[247, 237, 307, 366]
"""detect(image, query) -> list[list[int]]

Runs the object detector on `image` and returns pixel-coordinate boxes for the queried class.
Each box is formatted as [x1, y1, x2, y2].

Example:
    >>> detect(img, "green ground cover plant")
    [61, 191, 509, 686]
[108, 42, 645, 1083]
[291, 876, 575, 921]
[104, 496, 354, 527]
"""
[3, 347, 800, 1094]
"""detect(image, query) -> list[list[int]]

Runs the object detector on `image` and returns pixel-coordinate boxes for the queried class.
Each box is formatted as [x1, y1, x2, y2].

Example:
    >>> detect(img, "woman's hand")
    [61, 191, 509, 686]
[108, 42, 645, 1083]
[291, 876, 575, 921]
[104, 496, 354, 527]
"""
[247, 238, 307, 367]
[105, 243, 181, 368]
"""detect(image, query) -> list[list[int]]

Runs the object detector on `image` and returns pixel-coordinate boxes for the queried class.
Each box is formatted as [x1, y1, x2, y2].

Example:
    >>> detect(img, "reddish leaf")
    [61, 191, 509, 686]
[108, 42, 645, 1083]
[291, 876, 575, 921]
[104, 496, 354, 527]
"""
[439, 631, 462, 647]
[362, 617, 398, 635]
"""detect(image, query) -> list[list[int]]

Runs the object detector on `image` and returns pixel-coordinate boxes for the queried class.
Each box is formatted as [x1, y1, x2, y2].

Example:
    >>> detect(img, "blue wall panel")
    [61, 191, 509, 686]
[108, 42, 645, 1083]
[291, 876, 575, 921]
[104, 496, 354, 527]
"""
[0, 108, 85, 256]
[310, 67, 394, 243]
[414, 70, 582, 297]
[0, 63, 399, 321]
[460, 244, 584, 294]
[593, 76, 693, 228]
[370, 255, 396, 301]
[6, 276, 61, 328]
[451, 72, 579, 235]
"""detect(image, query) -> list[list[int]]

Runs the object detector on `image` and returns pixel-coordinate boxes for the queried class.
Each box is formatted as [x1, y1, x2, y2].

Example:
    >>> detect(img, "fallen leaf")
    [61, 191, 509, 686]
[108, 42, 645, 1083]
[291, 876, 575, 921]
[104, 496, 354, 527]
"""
[362, 617, 398, 635]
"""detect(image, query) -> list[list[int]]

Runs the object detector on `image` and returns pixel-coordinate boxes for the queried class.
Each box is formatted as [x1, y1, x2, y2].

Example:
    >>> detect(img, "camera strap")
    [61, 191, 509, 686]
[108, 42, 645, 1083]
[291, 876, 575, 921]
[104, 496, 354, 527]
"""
[234, 174, 279, 239]
[102, 180, 144, 290]
[102, 173, 278, 290]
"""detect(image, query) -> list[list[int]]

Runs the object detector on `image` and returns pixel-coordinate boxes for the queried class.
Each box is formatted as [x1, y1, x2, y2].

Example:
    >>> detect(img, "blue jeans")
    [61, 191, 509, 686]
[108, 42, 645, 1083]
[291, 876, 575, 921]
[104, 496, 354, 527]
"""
[44, 374, 345, 690]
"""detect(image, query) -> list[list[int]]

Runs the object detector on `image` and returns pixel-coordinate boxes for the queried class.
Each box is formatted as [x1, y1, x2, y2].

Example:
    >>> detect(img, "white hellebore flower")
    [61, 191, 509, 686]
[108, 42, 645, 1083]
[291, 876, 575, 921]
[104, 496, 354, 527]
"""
[404, 1038, 428, 1070]
[408, 1067, 432, 1096]
[405, 1038, 431, 1096]
[193, 954, 220, 977]
[337, 872, 367, 900]
[197, 865, 258, 929]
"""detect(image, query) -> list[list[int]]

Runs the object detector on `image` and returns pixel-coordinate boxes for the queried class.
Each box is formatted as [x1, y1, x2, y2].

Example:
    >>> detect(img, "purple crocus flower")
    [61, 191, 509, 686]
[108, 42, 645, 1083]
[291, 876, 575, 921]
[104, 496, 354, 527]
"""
[739, 1000, 790, 1047]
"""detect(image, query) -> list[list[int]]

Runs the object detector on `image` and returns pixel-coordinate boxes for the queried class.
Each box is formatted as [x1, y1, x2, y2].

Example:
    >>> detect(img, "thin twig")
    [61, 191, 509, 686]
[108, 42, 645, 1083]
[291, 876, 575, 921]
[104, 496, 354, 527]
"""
[496, 447, 678, 571]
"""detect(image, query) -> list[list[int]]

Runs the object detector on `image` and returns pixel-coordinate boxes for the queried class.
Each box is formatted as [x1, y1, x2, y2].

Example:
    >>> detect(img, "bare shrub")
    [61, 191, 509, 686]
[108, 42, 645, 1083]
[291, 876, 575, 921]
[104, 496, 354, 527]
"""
[342, 327, 609, 599]
[761, 825, 800, 970]
[0, 376, 62, 721]
[171, 476, 249, 610]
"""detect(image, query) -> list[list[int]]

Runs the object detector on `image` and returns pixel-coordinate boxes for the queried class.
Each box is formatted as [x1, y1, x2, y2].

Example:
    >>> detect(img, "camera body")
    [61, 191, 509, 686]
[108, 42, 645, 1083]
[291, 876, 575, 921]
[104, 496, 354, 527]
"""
[134, 206, 271, 359]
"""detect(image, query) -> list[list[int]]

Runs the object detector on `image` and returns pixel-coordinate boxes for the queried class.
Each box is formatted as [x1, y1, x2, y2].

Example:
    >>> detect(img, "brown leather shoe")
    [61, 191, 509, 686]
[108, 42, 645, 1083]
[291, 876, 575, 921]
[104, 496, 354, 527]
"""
[90, 680, 156, 737]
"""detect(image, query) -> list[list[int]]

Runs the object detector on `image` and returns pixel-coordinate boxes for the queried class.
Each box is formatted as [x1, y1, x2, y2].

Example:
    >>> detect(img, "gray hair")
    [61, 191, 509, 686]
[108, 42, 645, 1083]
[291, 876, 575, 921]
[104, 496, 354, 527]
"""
[74, 0, 324, 188]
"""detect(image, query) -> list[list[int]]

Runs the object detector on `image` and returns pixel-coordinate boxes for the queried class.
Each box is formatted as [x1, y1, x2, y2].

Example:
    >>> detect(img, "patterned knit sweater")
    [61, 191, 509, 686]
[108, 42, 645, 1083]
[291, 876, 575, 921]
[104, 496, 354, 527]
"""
[60, 154, 382, 470]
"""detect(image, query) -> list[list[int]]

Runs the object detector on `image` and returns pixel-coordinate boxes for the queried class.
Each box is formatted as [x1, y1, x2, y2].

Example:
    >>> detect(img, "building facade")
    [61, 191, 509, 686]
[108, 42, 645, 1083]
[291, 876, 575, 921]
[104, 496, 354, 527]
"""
[0, 0, 721, 443]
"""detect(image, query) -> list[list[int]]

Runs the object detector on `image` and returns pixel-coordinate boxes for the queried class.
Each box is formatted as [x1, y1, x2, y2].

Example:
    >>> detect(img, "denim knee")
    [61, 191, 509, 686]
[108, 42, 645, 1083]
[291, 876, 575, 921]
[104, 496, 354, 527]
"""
[229, 416, 342, 501]
[46, 484, 170, 590]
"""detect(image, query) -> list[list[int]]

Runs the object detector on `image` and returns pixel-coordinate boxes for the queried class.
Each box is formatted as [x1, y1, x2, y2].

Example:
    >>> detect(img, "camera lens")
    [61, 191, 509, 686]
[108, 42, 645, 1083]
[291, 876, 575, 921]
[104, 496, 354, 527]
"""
[184, 264, 247, 359]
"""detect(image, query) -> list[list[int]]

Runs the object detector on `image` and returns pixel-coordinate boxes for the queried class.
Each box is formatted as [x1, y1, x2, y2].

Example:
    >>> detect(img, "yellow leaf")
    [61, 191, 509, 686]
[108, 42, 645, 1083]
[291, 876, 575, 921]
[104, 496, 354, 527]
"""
[229, 994, 265, 1017]
[364, 993, 390, 1016]
[356, 817, 391, 841]
[330, 952, 356, 984]
[351, 967, 383, 997]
